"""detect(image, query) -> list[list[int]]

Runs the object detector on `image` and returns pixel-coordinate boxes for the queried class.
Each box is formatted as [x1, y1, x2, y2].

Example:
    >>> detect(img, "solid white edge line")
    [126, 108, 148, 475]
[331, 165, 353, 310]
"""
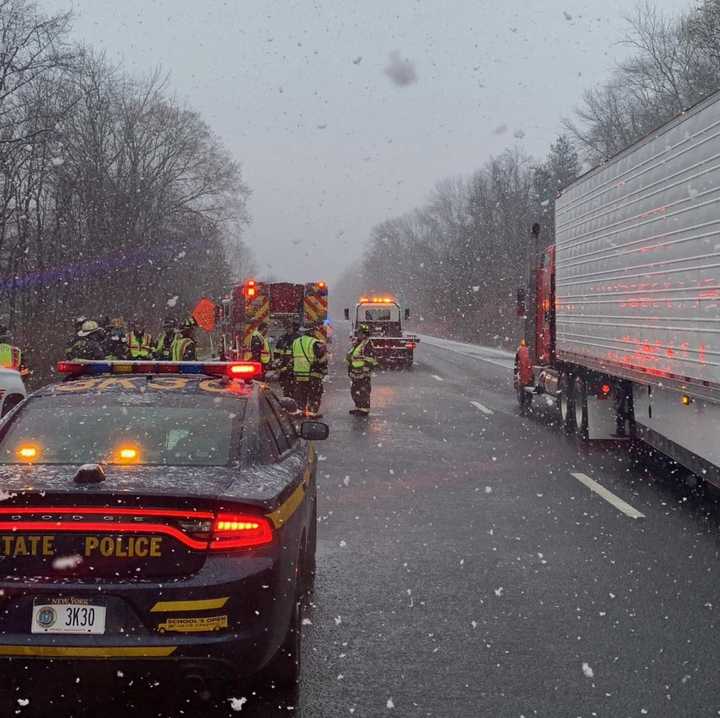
[570, 472, 646, 520]
[470, 400, 494, 415]
[431, 374, 444, 382]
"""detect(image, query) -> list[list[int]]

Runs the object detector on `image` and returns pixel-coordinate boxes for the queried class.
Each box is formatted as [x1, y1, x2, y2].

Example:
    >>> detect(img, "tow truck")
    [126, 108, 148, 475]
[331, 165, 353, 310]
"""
[344, 295, 418, 369]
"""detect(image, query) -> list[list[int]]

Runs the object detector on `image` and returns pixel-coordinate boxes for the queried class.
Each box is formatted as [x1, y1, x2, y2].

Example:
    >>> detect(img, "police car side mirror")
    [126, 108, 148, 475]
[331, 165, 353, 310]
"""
[344, 308, 350, 321]
[404, 308, 410, 320]
[300, 421, 329, 441]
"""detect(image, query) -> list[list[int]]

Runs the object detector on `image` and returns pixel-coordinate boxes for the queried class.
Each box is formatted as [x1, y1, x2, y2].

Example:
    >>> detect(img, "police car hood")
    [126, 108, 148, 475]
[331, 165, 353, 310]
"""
[0, 459, 300, 510]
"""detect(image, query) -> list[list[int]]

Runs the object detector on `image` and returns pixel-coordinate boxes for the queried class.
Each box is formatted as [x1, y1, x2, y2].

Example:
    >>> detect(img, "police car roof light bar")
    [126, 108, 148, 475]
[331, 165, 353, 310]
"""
[56, 360, 263, 380]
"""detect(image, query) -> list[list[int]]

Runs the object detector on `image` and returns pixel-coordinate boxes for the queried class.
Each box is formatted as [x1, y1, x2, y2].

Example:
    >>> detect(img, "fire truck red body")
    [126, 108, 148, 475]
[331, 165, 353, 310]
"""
[219, 280, 328, 361]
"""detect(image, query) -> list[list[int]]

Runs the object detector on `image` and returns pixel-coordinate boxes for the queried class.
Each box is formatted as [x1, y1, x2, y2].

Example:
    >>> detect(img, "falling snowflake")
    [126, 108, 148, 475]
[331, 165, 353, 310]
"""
[386, 698, 395, 709]
[52, 554, 83, 571]
[494, 587, 504, 597]
[51, 157, 65, 167]
[582, 662, 594, 678]
[166, 295, 179, 308]
[229, 696, 247, 711]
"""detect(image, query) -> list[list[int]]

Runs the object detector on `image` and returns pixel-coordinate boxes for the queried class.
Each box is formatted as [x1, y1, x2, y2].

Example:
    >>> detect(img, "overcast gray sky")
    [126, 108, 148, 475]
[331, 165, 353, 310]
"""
[40, 0, 691, 283]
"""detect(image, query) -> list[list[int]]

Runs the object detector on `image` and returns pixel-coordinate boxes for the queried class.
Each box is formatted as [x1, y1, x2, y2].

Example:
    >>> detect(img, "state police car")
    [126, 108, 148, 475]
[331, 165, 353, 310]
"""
[0, 360, 327, 692]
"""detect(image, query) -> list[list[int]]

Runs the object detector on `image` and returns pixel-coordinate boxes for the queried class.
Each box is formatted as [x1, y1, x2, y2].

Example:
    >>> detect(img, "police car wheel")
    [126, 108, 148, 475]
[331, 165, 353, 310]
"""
[259, 599, 302, 691]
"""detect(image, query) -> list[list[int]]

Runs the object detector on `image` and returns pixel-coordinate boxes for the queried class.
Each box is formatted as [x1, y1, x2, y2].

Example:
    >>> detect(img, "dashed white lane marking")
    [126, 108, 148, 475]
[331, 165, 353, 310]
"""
[431, 374, 444, 382]
[570, 472, 646, 520]
[470, 400, 494, 415]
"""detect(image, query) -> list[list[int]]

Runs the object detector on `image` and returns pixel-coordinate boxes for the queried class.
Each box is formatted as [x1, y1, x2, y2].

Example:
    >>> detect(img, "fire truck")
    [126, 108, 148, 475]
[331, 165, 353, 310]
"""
[218, 280, 328, 361]
[515, 89, 720, 487]
[344, 295, 418, 369]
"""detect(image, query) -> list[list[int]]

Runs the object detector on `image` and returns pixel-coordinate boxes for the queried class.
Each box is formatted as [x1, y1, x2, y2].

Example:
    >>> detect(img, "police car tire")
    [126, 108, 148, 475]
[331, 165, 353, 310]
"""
[260, 599, 302, 690]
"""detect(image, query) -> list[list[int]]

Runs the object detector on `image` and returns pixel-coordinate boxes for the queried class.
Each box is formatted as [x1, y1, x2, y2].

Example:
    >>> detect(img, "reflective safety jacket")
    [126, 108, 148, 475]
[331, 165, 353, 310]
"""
[154, 330, 177, 360]
[292, 335, 320, 381]
[346, 339, 377, 379]
[128, 331, 153, 359]
[244, 330, 272, 366]
[0, 343, 21, 370]
[274, 332, 298, 372]
[171, 336, 196, 362]
[310, 340, 328, 380]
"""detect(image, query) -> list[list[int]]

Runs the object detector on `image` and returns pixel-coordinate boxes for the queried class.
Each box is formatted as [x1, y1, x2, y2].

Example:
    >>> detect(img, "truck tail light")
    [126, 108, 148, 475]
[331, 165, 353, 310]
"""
[406, 342, 416, 349]
[210, 513, 273, 551]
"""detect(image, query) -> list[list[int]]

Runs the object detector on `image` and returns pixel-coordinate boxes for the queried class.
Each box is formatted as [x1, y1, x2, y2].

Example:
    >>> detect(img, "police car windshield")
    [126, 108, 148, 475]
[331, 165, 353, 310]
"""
[0, 394, 245, 466]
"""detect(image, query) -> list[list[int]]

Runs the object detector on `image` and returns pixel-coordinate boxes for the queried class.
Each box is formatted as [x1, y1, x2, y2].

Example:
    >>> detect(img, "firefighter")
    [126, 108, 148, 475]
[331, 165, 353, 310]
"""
[128, 319, 153, 359]
[346, 323, 378, 416]
[67, 320, 105, 360]
[0, 326, 22, 371]
[171, 318, 197, 361]
[274, 321, 300, 397]
[291, 326, 324, 416]
[154, 317, 178, 360]
[104, 318, 129, 360]
[248, 322, 272, 369]
[306, 322, 328, 418]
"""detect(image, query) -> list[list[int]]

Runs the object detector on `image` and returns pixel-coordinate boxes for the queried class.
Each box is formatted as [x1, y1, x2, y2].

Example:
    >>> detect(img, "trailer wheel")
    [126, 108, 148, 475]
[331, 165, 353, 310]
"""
[558, 372, 576, 433]
[573, 376, 589, 440]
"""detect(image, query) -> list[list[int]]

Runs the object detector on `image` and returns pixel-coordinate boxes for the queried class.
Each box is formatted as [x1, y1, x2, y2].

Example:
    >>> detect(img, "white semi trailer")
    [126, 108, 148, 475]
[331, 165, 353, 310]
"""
[516, 90, 720, 484]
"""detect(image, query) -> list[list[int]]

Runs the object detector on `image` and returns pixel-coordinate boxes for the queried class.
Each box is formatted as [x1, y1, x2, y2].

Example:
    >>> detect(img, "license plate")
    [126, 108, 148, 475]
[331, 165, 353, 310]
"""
[31, 601, 106, 635]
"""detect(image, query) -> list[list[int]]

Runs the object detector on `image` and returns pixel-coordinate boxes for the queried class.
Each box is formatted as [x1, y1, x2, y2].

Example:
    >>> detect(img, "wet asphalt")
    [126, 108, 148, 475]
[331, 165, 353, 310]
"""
[10, 329, 720, 717]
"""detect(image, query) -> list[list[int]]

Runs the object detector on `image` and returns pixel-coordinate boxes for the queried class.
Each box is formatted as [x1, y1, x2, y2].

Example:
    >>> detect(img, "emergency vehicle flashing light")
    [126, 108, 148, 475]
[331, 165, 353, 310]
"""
[17, 445, 38, 461]
[116, 446, 140, 463]
[57, 361, 264, 381]
[358, 296, 396, 304]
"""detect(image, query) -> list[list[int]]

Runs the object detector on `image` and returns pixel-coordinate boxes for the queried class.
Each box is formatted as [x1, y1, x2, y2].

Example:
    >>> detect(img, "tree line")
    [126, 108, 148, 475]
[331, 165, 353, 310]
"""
[341, 0, 720, 346]
[0, 0, 253, 374]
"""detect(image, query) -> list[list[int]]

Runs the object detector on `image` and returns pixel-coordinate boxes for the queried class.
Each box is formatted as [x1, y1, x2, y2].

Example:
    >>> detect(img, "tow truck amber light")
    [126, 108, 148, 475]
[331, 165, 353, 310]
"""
[681, 394, 692, 406]
[210, 513, 273, 550]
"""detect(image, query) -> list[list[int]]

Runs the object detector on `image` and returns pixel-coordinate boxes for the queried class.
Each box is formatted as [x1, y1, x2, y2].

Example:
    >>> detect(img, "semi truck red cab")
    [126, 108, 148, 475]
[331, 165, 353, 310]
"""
[344, 296, 418, 369]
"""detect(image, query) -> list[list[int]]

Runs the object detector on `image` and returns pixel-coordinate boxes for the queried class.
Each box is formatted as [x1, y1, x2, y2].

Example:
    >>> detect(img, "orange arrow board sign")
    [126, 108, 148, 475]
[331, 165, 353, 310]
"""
[192, 298, 217, 332]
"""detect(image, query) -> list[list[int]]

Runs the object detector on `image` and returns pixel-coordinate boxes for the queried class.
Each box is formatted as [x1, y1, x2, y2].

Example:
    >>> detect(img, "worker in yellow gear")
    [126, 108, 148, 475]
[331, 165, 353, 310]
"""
[346, 324, 378, 416]
[246, 322, 272, 369]
[154, 317, 178, 360]
[291, 327, 325, 417]
[0, 326, 23, 372]
[171, 319, 197, 361]
[128, 319, 153, 359]
[275, 321, 300, 397]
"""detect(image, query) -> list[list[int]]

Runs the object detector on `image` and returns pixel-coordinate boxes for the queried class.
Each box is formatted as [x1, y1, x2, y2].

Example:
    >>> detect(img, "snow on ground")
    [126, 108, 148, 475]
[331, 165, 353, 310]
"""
[416, 334, 515, 370]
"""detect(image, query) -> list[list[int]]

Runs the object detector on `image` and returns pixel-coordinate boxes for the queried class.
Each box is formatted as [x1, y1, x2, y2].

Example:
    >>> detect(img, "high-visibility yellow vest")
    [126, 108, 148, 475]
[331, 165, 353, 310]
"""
[244, 330, 271, 365]
[171, 336, 194, 361]
[0, 343, 21, 370]
[128, 331, 153, 358]
[292, 335, 317, 381]
[346, 339, 376, 378]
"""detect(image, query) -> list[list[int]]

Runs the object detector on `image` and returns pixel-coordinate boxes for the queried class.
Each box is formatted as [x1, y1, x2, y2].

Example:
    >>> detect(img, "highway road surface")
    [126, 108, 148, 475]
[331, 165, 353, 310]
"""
[13, 330, 720, 717]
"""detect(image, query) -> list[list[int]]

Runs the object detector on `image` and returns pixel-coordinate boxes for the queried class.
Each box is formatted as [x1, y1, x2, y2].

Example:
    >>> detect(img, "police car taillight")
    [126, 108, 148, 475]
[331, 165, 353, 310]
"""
[210, 512, 273, 551]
